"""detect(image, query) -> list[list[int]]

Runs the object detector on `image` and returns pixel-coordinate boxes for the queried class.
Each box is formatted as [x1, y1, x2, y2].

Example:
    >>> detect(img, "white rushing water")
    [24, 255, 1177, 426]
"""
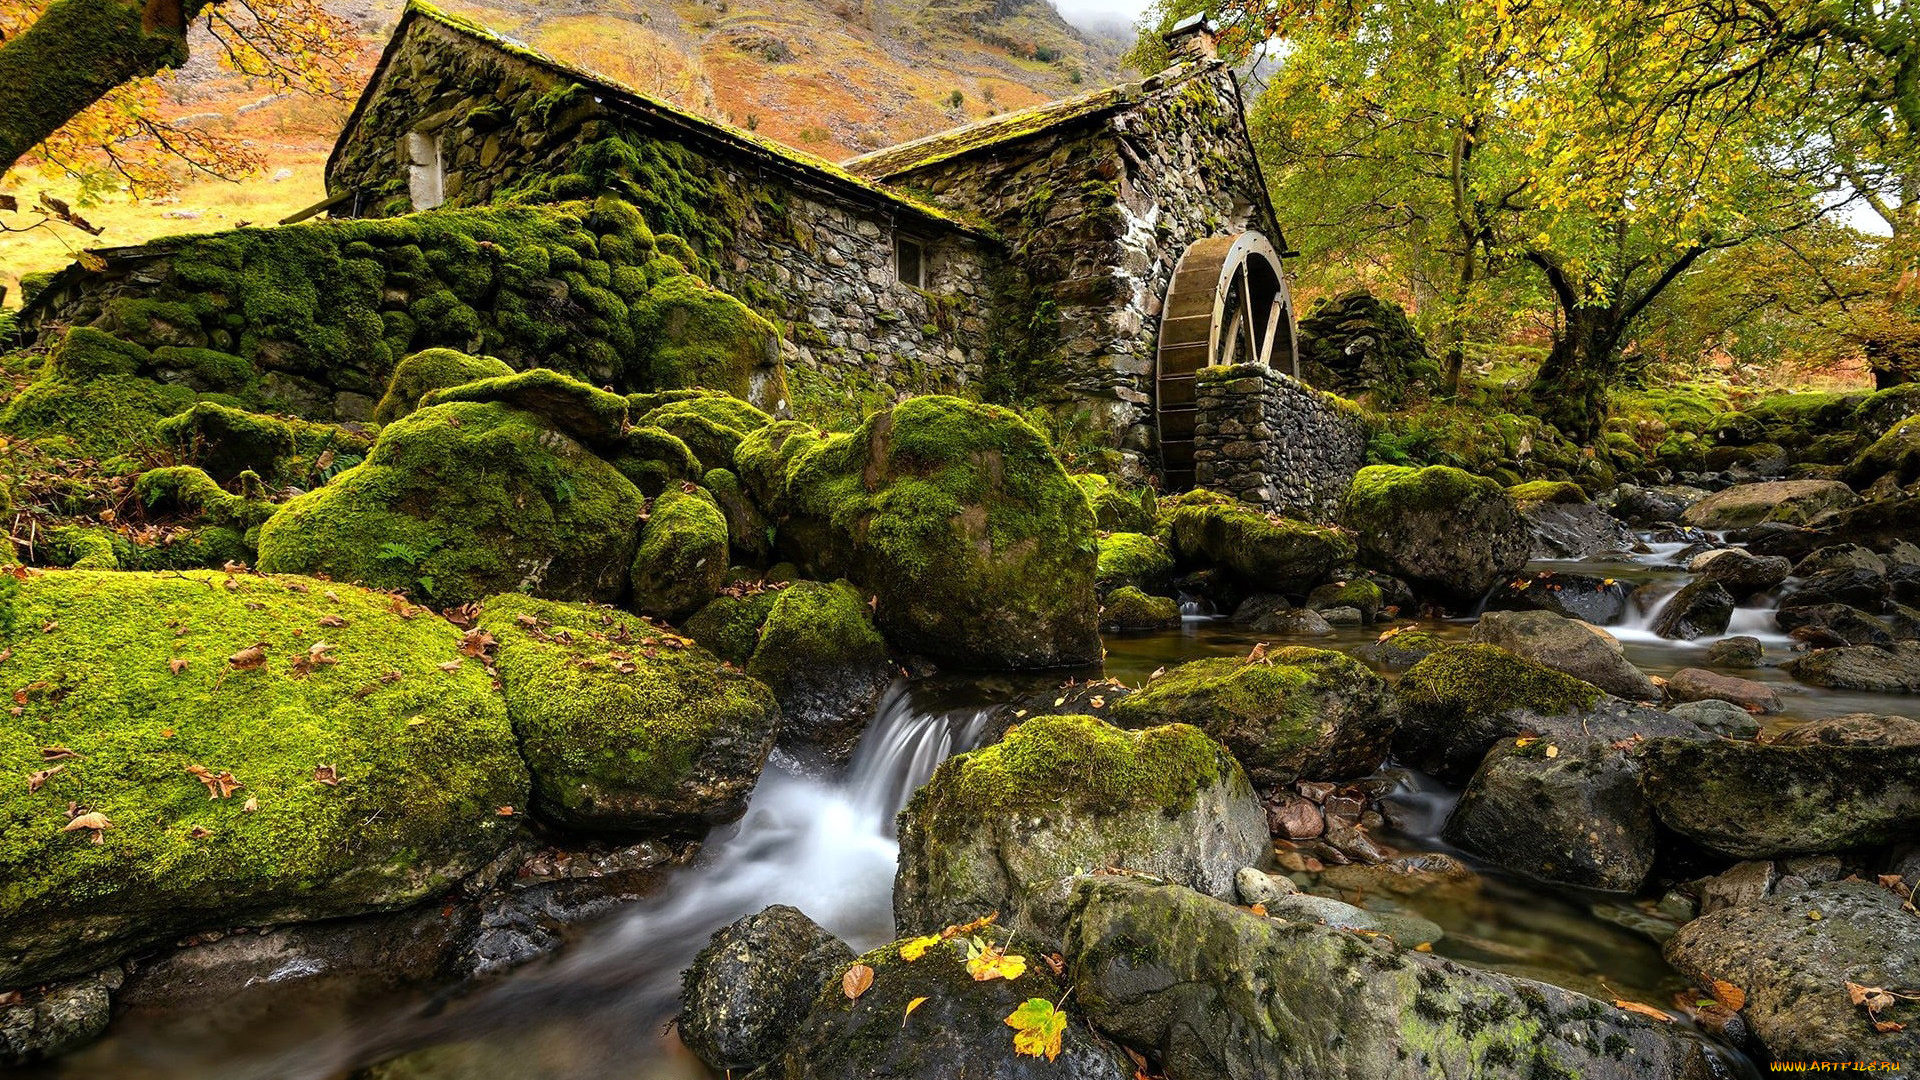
[222, 682, 996, 1080]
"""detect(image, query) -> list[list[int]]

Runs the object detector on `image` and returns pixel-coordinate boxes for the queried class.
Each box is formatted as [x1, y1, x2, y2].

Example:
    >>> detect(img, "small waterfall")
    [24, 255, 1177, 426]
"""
[243, 681, 993, 1080]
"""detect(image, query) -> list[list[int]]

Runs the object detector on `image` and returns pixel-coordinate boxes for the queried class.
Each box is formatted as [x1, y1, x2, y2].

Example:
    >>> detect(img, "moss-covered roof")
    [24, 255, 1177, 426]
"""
[844, 63, 1215, 180]
[332, 1, 989, 237]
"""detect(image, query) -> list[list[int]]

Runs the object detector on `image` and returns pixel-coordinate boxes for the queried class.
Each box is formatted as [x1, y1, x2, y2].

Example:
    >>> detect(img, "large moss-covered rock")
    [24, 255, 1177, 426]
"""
[0, 363, 195, 461]
[634, 276, 789, 414]
[477, 593, 778, 833]
[635, 393, 771, 475]
[257, 400, 644, 605]
[1098, 586, 1180, 631]
[1074, 473, 1155, 533]
[736, 397, 1099, 669]
[422, 368, 634, 447]
[746, 579, 892, 762]
[0, 570, 528, 987]
[1165, 495, 1355, 595]
[1110, 650, 1393, 788]
[894, 715, 1267, 949]
[1470, 609, 1658, 700]
[370, 348, 515, 425]
[1338, 465, 1530, 603]
[154, 402, 296, 481]
[1679, 479, 1860, 529]
[1393, 644, 1705, 781]
[630, 487, 729, 621]
[680, 904, 854, 1073]
[1094, 531, 1175, 595]
[1066, 878, 1718, 1080]
[779, 935, 1130, 1080]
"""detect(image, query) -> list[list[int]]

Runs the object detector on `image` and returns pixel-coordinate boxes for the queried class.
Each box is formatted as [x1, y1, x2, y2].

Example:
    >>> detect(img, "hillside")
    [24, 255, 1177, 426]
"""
[0, 0, 1127, 300]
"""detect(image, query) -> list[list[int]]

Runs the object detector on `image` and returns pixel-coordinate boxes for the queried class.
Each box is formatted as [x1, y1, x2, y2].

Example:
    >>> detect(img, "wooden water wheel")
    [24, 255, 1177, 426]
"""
[1155, 231, 1296, 491]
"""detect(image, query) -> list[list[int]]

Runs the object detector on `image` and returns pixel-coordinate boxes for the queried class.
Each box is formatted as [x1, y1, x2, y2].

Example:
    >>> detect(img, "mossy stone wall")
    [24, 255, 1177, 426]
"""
[325, 15, 993, 407]
[1192, 363, 1367, 521]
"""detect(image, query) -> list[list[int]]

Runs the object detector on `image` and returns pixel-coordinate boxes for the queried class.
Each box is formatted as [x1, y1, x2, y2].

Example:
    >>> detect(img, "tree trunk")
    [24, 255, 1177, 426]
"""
[0, 0, 206, 178]
[1528, 306, 1622, 440]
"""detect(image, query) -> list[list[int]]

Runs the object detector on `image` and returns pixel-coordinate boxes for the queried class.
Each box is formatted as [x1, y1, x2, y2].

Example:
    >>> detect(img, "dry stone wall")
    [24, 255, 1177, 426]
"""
[1192, 364, 1367, 521]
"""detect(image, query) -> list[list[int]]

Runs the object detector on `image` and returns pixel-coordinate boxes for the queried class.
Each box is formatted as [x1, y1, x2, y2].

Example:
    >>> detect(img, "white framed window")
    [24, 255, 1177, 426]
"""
[407, 130, 445, 210]
[894, 233, 926, 288]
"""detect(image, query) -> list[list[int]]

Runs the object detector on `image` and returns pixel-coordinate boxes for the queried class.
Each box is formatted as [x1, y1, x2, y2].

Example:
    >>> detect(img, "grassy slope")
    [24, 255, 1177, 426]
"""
[0, 0, 1125, 302]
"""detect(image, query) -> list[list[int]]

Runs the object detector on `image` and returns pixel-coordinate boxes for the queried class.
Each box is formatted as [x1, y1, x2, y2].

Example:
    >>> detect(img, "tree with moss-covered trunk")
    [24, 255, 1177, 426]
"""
[0, 0, 351, 204]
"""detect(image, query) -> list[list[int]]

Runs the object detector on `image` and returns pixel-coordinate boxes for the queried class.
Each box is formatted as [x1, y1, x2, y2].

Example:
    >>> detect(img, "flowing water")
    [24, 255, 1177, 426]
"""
[30, 535, 1915, 1078]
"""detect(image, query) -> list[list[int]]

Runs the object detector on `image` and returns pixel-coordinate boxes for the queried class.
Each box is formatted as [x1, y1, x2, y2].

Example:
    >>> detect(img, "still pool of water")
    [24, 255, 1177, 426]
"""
[27, 543, 1911, 1079]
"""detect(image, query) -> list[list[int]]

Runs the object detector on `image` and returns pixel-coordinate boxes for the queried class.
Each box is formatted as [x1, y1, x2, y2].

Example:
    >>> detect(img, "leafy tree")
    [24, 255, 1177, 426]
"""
[0, 0, 354, 206]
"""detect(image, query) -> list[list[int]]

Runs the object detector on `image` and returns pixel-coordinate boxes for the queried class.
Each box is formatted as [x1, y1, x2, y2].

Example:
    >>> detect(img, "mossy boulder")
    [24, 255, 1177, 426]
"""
[1847, 416, 1920, 488]
[683, 587, 785, 665]
[1098, 586, 1180, 632]
[0, 570, 528, 987]
[634, 393, 771, 475]
[1393, 644, 1705, 781]
[634, 276, 789, 414]
[370, 348, 514, 425]
[780, 934, 1130, 1080]
[1094, 532, 1175, 596]
[477, 593, 778, 833]
[736, 397, 1099, 670]
[746, 580, 892, 762]
[681, 905, 855, 1074]
[1505, 480, 1587, 506]
[0, 370, 194, 461]
[1470, 610, 1658, 700]
[1111, 650, 1394, 788]
[1065, 877, 1718, 1080]
[630, 487, 729, 620]
[1165, 495, 1355, 595]
[1338, 465, 1530, 604]
[613, 425, 703, 495]
[257, 400, 643, 606]
[893, 715, 1268, 949]
[1073, 473, 1155, 533]
[422, 368, 632, 447]
[1679, 479, 1860, 529]
[154, 402, 296, 481]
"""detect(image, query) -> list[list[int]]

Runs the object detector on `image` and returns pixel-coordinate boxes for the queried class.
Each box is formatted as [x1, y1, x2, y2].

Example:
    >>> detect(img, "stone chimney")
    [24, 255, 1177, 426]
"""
[1162, 13, 1218, 63]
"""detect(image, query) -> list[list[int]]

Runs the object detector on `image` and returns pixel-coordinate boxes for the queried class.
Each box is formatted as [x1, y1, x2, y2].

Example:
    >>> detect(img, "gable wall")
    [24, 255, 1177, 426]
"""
[877, 66, 1275, 479]
[328, 18, 995, 414]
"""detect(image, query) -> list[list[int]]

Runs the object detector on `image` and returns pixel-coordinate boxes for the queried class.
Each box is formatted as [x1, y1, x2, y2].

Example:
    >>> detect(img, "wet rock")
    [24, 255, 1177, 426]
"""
[1099, 586, 1182, 631]
[1795, 543, 1890, 579]
[781, 935, 1130, 1080]
[1679, 479, 1861, 529]
[1483, 570, 1633, 625]
[1787, 567, 1893, 612]
[1444, 736, 1655, 893]
[0, 971, 114, 1066]
[1265, 792, 1324, 838]
[1610, 483, 1708, 526]
[893, 715, 1269, 949]
[1735, 521, 1824, 561]
[1247, 606, 1333, 635]
[1704, 635, 1764, 667]
[1693, 859, 1777, 914]
[1393, 644, 1708, 782]
[1786, 641, 1920, 692]
[681, 905, 854, 1073]
[1667, 698, 1761, 738]
[1165, 493, 1356, 595]
[1338, 465, 1532, 604]
[1318, 605, 1365, 626]
[1651, 580, 1735, 640]
[1065, 877, 1718, 1080]
[1261, 892, 1442, 946]
[1521, 500, 1639, 559]
[1636, 726, 1920, 858]
[1666, 882, 1920, 1061]
[1772, 711, 1920, 747]
[1470, 609, 1659, 700]
[1233, 866, 1300, 906]
[1775, 602, 1896, 647]
[745, 580, 893, 764]
[1664, 667, 1781, 713]
[1228, 592, 1291, 625]
[1349, 628, 1447, 668]
[1306, 578, 1385, 621]
[1111, 650, 1395, 788]
[1689, 548, 1791, 600]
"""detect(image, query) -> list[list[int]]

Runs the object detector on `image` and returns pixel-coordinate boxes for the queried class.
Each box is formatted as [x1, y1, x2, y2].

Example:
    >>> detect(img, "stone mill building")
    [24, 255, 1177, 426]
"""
[22, 2, 1365, 516]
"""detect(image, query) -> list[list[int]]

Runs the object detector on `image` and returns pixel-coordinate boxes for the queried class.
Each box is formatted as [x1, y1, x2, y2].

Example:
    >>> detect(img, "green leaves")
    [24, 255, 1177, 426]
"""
[1005, 997, 1069, 1061]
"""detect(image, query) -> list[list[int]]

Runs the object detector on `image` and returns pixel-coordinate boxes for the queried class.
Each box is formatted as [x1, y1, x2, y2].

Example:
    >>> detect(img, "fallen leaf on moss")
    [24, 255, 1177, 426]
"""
[169, 658, 189, 675]
[27, 764, 64, 792]
[318, 615, 348, 628]
[438, 659, 464, 672]
[242, 798, 259, 812]
[229, 644, 268, 670]
[187, 826, 212, 839]
[1006, 998, 1067, 1061]
[186, 765, 243, 799]
[1710, 979, 1746, 1011]
[1045, 953, 1065, 976]
[842, 963, 874, 1000]
[966, 938, 1027, 981]
[63, 812, 111, 843]
[290, 641, 338, 678]
[313, 764, 341, 787]
[497, 806, 515, 816]
[903, 996, 928, 1026]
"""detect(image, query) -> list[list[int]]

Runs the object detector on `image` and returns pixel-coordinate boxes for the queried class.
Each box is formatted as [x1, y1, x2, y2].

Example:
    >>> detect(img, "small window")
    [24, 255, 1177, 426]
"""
[894, 234, 925, 288]
[407, 130, 445, 210]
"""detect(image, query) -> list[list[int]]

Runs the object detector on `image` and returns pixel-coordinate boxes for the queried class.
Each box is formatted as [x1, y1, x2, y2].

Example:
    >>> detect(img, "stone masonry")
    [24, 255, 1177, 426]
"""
[1192, 364, 1366, 521]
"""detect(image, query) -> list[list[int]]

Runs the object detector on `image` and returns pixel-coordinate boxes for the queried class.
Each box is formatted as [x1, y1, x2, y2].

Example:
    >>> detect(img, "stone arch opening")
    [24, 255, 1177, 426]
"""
[1155, 230, 1297, 490]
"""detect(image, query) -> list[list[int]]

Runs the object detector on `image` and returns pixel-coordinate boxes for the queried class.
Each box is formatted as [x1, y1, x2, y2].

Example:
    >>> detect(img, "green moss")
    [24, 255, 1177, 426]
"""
[0, 372, 195, 459]
[633, 276, 788, 411]
[1347, 464, 1496, 517]
[0, 570, 525, 984]
[1165, 495, 1355, 594]
[46, 327, 148, 380]
[44, 525, 119, 570]
[1095, 531, 1175, 593]
[134, 466, 277, 533]
[148, 346, 261, 400]
[1505, 480, 1587, 505]
[631, 486, 729, 620]
[912, 715, 1233, 836]
[747, 579, 887, 692]
[257, 400, 644, 605]
[475, 592, 776, 831]
[372, 348, 515, 425]
[155, 402, 296, 481]
[1072, 473, 1155, 533]
[613, 425, 702, 494]
[634, 392, 771, 473]
[422, 367, 632, 446]
[1847, 416, 1920, 486]
[1398, 644, 1601, 726]
[682, 587, 783, 664]
[1098, 585, 1178, 629]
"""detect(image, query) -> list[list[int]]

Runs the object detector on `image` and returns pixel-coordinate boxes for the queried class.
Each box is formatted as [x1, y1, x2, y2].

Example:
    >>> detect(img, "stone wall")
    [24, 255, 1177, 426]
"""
[327, 11, 994, 406]
[872, 64, 1276, 475]
[1192, 364, 1367, 521]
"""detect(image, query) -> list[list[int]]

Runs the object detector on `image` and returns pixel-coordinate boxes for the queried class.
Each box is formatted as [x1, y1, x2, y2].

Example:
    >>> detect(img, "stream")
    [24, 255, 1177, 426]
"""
[28, 536, 1915, 1078]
